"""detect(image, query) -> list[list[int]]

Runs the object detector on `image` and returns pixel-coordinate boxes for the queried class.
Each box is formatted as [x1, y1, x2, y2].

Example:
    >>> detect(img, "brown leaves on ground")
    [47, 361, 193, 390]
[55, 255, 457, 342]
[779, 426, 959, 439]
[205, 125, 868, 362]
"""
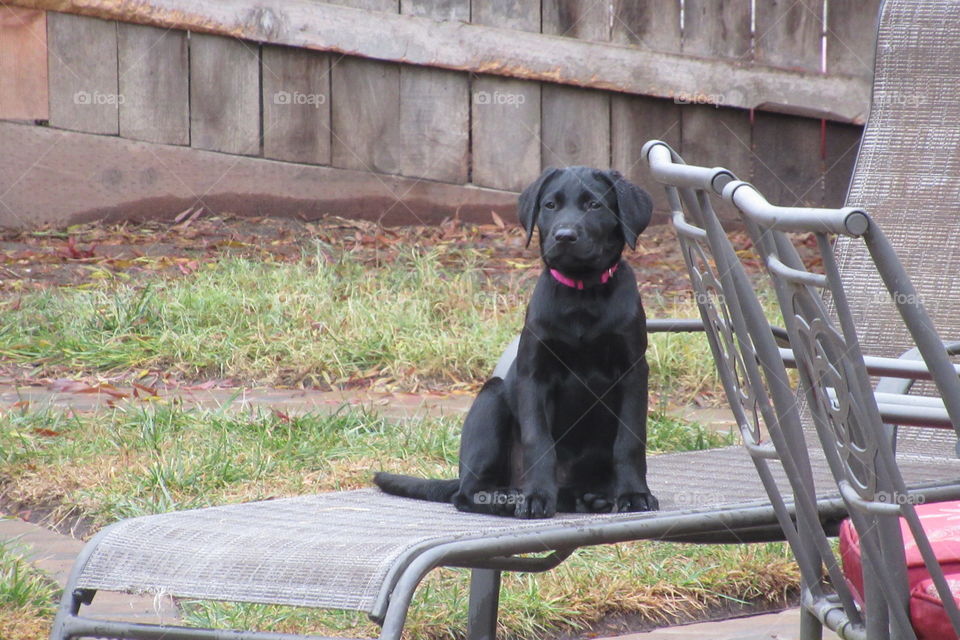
[0, 213, 818, 297]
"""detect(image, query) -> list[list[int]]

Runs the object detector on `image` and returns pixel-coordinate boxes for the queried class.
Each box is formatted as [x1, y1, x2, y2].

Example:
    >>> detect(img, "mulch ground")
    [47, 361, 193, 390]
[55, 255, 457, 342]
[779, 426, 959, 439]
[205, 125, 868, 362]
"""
[0, 212, 814, 298]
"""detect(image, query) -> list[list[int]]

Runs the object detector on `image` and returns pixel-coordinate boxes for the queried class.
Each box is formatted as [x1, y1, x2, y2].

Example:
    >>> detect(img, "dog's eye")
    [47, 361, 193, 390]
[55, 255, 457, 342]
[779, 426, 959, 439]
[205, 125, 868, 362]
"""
[543, 201, 557, 210]
[588, 200, 602, 210]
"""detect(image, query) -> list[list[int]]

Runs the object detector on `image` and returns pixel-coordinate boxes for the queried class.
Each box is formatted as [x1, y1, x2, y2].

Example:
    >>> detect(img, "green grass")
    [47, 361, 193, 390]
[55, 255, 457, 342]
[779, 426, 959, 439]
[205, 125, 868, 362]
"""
[0, 403, 792, 640]
[0, 404, 730, 527]
[0, 244, 726, 401]
[0, 247, 522, 389]
[0, 539, 59, 639]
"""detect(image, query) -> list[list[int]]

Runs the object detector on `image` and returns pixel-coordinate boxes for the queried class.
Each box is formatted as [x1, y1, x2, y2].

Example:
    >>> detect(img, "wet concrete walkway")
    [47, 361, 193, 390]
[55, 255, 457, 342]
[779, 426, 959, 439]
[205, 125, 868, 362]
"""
[0, 381, 738, 431]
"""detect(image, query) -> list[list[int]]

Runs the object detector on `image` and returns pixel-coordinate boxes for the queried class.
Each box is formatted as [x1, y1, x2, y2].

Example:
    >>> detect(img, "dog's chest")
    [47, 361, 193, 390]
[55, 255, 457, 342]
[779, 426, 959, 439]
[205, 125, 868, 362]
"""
[532, 335, 633, 392]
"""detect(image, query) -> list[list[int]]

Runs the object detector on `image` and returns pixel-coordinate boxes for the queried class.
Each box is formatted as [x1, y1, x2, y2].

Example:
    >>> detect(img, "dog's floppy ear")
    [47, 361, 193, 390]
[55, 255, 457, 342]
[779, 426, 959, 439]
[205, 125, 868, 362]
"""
[518, 168, 560, 248]
[604, 170, 653, 250]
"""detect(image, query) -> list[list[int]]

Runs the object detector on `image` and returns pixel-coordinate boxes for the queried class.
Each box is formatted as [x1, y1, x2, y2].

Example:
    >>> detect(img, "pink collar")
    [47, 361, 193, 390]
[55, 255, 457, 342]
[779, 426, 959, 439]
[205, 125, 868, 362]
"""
[549, 263, 620, 290]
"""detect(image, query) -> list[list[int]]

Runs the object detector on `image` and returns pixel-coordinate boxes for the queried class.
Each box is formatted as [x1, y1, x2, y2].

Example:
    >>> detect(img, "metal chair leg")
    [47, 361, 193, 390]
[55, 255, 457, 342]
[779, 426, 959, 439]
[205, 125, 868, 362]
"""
[467, 569, 501, 640]
[799, 606, 823, 640]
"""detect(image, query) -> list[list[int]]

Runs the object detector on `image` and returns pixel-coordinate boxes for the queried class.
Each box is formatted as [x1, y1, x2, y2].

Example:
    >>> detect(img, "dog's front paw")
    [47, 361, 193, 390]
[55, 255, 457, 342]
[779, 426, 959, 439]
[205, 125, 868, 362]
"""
[515, 489, 557, 518]
[614, 491, 659, 512]
[576, 492, 614, 513]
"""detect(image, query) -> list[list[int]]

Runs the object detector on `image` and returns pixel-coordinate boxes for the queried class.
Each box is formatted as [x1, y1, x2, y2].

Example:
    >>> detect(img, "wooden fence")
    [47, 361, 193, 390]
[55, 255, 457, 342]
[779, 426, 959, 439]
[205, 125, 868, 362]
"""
[0, 0, 878, 229]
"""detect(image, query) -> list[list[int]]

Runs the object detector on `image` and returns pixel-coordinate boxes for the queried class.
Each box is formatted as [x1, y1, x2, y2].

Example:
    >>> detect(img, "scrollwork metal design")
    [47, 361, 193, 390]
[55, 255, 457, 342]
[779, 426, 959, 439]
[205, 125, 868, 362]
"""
[791, 296, 879, 501]
[683, 239, 766, 446]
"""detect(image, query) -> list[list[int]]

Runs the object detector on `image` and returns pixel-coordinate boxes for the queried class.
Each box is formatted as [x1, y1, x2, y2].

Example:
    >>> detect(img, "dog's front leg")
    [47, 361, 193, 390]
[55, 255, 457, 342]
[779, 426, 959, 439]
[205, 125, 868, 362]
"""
[611, 358, 659, 512]
[514, 379, 558, 518]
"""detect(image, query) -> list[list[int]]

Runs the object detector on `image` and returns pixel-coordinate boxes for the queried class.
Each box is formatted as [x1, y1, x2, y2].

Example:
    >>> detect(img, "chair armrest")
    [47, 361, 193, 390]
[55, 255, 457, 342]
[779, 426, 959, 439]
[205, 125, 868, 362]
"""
[779, 342, 960, 382]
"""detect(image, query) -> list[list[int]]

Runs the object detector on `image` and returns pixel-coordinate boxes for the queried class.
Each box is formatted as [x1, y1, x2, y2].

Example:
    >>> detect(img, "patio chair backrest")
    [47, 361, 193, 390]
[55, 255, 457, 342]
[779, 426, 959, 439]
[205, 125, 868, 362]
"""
[835, 0, 960, 366]
[643, 141, 864, 633]
[724, 177, 960, 639]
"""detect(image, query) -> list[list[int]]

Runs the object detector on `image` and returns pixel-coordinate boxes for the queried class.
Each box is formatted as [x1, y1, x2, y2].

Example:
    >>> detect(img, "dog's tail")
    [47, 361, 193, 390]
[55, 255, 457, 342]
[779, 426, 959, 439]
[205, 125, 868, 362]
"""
[373, 472, 460, 503]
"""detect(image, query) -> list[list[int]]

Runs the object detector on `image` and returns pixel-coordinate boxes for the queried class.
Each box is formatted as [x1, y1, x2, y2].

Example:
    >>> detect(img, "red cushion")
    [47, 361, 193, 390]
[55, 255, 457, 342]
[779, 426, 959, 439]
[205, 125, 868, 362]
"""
[839, 500, 960, 606]
[910, 574, 960, 640]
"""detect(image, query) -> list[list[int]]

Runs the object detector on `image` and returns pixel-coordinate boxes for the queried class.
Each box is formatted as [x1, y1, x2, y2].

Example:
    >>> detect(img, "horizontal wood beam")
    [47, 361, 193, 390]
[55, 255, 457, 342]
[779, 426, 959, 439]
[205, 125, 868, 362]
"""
[12, 0, 870, 123]
[0, 121, 518, 229]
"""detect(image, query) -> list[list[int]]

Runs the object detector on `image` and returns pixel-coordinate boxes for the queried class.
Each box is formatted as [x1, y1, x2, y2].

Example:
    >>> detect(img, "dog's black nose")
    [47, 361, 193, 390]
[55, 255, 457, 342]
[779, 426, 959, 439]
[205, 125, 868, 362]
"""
[554, 228, 578, 243]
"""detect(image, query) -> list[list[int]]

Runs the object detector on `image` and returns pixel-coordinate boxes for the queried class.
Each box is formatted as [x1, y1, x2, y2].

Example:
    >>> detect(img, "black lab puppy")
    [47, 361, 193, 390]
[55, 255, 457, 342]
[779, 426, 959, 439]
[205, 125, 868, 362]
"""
[375, 167, 658, 518]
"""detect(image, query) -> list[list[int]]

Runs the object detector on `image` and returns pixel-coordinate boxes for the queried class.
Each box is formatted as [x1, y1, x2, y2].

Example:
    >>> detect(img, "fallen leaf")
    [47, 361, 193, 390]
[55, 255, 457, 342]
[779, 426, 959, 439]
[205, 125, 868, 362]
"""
[60, 236, 97, 260]
[49, 378, 95, 393]
[183, 380, 217, 391]
[173, 206, 198, 224]
[132, 382, 159, 397]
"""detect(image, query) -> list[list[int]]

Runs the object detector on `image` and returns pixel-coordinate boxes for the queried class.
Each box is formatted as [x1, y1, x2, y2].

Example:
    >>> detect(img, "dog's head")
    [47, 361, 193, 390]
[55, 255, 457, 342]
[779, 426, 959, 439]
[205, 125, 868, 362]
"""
[518, 167, 653, 273]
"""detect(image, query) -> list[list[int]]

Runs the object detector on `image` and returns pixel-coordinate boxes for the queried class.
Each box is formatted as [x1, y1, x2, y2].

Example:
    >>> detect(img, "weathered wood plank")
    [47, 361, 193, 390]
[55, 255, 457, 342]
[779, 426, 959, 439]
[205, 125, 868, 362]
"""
[0, 120, 516, 229]
[827, 0, 880, 78]
[542, 4, 609, 169]
[755, 0, 823, 72]
[11, 0, 871, 123]
[0, 6, 48, 120]
[117, 23, 188, 144]
[610, 0, 680, 52]
[472, 75, 540, 192]
[680, 105, 753, 185]
[824, 121, 863, 206]
[401, 0, 467, 21]
[396, 0, 468, 183]
[330, 56, 401, 174]
[677, 0, 753, 215]
[47, 11, 118, 134]
[262, 45, 331, 165]
[611, 95, 680, 214]
[397, 66, 469, 182]
[470, 0, 540, 191]
[189, 33, 260, 155]
[471, 0, 539, 31]
[683, 0, 751, 60]
[751, 111, 824, 207]
[541, 84, 610, 169]
[542, 0, 609, 41]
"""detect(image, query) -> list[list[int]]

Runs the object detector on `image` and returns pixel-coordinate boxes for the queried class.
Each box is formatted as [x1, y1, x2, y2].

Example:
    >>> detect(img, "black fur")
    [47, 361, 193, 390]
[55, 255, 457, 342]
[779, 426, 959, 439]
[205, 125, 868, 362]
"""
[374, 166, 657, 518]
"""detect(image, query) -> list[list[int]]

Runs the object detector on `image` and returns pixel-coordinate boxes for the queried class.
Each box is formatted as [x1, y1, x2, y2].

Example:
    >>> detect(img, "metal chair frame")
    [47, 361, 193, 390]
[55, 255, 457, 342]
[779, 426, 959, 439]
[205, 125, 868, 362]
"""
[724, 174, 960, 639]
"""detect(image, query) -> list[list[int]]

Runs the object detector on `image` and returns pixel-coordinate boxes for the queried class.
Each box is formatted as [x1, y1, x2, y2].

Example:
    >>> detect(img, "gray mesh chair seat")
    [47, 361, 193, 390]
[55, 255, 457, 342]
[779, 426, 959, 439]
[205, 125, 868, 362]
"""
[56, 446, 960, 640]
